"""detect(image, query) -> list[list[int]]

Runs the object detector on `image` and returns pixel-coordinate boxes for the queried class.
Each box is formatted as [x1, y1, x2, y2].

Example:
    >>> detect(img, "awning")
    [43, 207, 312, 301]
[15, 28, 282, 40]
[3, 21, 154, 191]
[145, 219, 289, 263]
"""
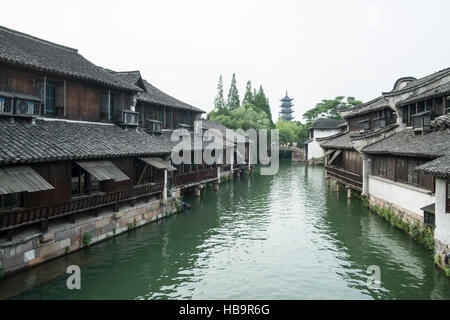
[319, 149, 335, 160]
[139, 158, 177, 171]
[421, 203, 435, 214]
[328, 150, 342, 165]
[0, 166, 54, 195]
[76, 160, 129, 182]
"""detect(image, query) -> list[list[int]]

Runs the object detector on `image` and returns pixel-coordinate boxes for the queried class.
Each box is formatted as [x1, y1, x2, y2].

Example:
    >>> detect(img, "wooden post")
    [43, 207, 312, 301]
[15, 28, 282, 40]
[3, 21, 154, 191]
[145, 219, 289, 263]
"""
[162, 169, 167, 204]
[336, 183, 340, 192]
[63, 80, 67, 116]
[443, 96, 447, 115]
[408, 104, 411, 125]
[108, 90, 111, 121]
[194, 188, 201, 197]
[347, 187, 352, 199]
[40, 219, 49, 233]
[43, 76, 47, 115]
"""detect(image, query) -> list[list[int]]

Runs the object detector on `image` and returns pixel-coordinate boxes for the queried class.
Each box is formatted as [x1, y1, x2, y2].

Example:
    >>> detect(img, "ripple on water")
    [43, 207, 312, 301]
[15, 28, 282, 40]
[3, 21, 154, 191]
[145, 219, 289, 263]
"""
[4, 162, 450, 300]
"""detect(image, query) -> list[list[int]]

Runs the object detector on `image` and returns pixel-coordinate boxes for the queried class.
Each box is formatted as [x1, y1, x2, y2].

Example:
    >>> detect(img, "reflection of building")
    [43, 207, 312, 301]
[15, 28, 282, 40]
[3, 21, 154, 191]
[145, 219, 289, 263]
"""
[304, 119, 346, 161]
[0, 26, 250, 277]
[318, 67, 450, 273]
[279, 92, 294, 121]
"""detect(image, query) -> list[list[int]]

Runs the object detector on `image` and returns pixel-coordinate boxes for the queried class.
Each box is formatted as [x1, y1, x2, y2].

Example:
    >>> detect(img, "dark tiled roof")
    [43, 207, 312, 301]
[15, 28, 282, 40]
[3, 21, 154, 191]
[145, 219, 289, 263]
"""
[397, 82, 450, 106]
[416, 154, 450, 178]
[431, 114, 450, 131]
[362, 128, 450, 158]
[109, 70, 205, 113]
[342, 97, 390, 118]
[310, 119, 346, 130]
[0, 118, 171, 165]
[0, 26, 140, 92]
[111, 71, 143, 88]
[320, 131, 354, 150]
[138, 80, 205, 113]
[384, 68, 450, 96]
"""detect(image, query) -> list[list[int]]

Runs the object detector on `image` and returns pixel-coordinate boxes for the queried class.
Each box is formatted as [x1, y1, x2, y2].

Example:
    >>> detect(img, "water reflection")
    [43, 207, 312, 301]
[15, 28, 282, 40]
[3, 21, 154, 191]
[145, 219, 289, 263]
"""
[3, 161, 450, 300]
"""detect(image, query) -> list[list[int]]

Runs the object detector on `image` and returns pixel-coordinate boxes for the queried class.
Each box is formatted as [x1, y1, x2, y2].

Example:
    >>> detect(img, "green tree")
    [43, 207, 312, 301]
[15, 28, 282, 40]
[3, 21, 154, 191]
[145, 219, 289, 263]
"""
[302, 96, 362, 125]
[227, 73, 240, 110]
[253, 86, 274, 127]
[242, 80, 254, 105]
[213, 75, 225, 111]
[275, 119, 309, 145]
[209, 104, 272, 131]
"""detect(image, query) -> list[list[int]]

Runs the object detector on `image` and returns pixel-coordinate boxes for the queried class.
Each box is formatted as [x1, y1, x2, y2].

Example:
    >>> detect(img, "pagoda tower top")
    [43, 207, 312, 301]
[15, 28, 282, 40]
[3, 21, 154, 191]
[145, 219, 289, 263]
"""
[279, 91, 294, 121]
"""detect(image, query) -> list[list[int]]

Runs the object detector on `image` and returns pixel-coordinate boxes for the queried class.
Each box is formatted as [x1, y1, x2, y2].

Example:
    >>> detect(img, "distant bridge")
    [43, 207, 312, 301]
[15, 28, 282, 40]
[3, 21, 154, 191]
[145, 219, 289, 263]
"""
[279, 146, 306, 162]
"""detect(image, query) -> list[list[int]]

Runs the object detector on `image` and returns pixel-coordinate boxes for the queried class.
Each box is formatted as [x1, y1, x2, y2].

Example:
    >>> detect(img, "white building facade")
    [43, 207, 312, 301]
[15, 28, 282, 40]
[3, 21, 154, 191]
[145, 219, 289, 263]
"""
[305, 120, 346, 161]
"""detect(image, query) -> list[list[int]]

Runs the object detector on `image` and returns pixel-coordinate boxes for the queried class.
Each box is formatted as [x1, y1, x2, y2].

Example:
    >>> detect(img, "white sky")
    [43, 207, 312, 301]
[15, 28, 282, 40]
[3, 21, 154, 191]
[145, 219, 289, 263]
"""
[3, 0, 450, 122]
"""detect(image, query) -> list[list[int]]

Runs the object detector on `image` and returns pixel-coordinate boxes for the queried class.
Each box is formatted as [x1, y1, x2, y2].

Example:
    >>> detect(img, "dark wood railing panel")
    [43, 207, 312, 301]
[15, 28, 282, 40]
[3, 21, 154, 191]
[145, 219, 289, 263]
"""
[325, 165, 363, 191]
[173, 168, 217, 187]
[0, 183, 164, 233]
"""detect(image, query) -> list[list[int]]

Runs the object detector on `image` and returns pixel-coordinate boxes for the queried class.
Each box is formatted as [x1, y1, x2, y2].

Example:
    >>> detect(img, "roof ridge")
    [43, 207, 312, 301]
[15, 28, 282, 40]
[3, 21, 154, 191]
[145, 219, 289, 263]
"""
[0, 25, 78, 53]
[384, 67, 450, 95]
[113, 70, 141, 74]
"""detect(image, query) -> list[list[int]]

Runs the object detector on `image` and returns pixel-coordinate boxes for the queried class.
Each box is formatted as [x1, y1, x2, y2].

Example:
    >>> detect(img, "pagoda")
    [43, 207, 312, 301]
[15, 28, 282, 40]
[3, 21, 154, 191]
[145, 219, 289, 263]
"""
[279, 91, 294, 121]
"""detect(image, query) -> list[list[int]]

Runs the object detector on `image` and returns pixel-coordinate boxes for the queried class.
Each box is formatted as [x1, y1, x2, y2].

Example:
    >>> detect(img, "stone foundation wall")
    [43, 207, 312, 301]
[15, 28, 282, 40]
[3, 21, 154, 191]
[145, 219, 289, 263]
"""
[434, 239, 450, 275]
[0, 197, 178, 278]
[369, 195, 423, 225]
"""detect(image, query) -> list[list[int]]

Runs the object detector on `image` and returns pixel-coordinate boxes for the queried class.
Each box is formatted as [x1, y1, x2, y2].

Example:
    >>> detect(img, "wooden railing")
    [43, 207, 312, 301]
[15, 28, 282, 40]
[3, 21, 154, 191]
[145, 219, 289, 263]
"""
[173, 168, 217, 187]
[325, 165, 362, 191]
[0, 183, 164, 239]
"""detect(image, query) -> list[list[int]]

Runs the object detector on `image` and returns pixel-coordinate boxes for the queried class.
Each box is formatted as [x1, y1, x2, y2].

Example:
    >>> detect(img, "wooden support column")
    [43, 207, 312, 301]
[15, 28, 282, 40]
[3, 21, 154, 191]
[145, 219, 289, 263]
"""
[108, 90, 111, 121]
[43, 76, 47, 115]
[336, 182, 340, 192]
[347, 187, 352, 199]
[40, 219, 49, 233]
[63, 80, 67, 116]
[7, 229, 13, 242]
[162, 169, 168, 204]
[194, 188, 201, 197]
[443, 96, 447, 115]
[408, 104, 411, 125]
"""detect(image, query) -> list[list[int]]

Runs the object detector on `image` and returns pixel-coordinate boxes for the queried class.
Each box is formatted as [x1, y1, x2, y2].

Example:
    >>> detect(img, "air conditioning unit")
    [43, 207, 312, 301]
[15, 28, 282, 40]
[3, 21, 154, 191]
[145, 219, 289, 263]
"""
[15, 99, 35, 115]
[122, 110, 139, 125]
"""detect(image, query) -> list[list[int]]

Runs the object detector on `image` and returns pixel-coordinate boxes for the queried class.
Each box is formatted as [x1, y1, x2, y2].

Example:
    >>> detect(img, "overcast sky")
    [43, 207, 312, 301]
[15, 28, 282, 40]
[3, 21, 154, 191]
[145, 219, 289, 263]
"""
[3, 0, 450, 122]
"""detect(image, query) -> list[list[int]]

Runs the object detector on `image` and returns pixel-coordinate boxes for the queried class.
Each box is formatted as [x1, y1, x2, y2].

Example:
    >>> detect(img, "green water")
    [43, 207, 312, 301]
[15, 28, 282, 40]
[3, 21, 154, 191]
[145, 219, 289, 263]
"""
[1, 161, 450, 300]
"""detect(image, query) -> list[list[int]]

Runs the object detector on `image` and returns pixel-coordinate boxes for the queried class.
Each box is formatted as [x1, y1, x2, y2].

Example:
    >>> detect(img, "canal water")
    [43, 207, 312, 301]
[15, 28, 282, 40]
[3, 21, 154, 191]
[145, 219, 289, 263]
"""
[1, 160, 450, 300]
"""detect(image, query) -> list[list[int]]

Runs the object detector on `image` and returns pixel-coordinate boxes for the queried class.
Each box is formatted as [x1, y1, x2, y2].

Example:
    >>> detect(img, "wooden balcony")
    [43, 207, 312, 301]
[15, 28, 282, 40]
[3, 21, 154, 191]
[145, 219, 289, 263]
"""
[325, 165, 362, 191]
[0, 183, 164, 240]
[173, 168, 217, 188]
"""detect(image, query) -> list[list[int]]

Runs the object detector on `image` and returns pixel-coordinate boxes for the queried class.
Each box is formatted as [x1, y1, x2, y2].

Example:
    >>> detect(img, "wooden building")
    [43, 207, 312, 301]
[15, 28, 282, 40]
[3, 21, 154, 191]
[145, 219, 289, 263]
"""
[0, 26, 186, 241]
[110, 70, 204, 131]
